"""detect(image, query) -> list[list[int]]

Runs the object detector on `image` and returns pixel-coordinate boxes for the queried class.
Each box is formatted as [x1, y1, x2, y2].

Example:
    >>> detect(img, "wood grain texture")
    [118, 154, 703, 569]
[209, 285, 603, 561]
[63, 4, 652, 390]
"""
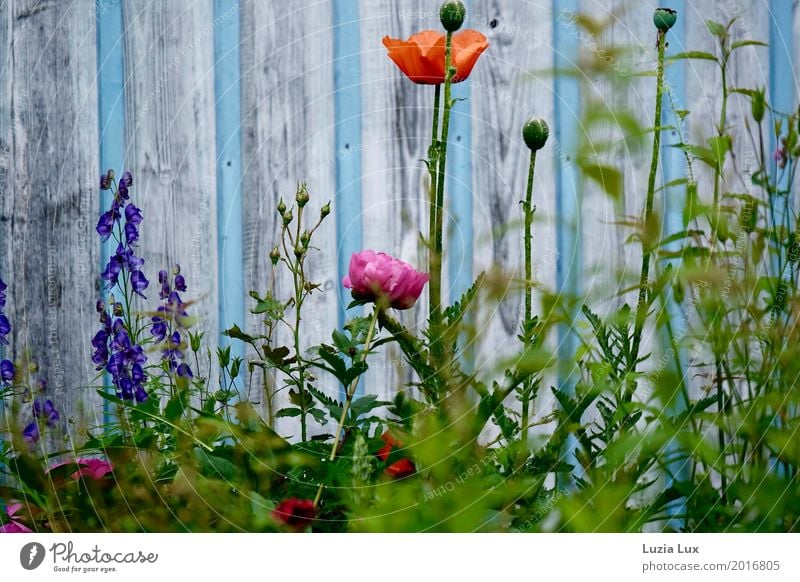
[240, 0, 338, 437]
[359, 0, 432, 401]
[0, 0, 100, 437]
[469, 0, 556, 393]
[121, 0, 219, 384]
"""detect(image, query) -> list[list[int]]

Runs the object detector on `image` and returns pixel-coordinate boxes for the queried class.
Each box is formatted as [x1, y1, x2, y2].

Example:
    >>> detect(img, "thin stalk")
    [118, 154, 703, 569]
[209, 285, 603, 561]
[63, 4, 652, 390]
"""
[429, 32, 455, 367]
[291, 204, 308, 442]
[428, 84, 442, 346]
[313, 308, 380, 507]
[631, 29, 667, 366]
[521, 150, 537, 441]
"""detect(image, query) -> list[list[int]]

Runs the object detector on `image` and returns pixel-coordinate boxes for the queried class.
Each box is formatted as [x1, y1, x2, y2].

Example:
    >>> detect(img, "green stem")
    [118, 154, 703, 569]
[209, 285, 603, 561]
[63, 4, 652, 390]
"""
[291, 205, 308, 442]
[428, 84, 442, 347]
[313, 308, 380, 507]
[631, 30, 667, 367]
[429, 32, 455, 368]
[521, 150, 537, 441]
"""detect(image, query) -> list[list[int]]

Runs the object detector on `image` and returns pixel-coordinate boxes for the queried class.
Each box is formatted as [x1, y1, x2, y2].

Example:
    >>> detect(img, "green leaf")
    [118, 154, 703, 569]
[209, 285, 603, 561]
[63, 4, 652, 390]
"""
[707, 135, 731, 168]
[275, 407, 302, 418]
[668, 51, 718, 62]
[581, 162, 623, 201]
[731, 40, 768, 50]
[223, 324, 257, 344]
[705, 19, 727, 38]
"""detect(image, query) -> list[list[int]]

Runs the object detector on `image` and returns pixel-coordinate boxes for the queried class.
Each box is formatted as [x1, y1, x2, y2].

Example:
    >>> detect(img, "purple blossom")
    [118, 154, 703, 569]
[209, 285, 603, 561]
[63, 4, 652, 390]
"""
[0, 314, 9, 345]
[33, 399, 59, 426]
[150, 266, 193, 379]
[23, 422, 38, 444]
[0, 277, 6, 308]
[0, 359, 13, 386]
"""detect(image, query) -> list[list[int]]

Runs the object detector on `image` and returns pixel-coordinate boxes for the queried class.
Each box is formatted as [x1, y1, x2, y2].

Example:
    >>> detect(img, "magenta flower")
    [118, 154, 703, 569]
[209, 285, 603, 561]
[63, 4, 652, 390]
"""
[49, 457, 114, 481]
[0, 502, 32, 534]
[343, 250, 429, 310]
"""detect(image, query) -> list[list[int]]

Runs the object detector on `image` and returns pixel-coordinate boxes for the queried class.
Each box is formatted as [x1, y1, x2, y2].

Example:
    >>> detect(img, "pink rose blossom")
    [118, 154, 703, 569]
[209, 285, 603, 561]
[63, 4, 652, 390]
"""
[342, 251, 429, 310]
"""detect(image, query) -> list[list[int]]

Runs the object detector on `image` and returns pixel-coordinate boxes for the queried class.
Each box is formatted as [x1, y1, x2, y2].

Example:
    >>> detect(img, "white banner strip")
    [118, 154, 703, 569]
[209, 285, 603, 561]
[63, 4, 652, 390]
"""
[0, 533, 798, 581]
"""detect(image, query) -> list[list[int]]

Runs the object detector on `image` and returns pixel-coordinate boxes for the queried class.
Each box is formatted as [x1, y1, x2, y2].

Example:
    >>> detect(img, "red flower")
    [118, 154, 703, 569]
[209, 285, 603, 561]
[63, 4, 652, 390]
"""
[376, 431, 416, 478]
[382, 29, 489, 85]
[272, 498, 316, 530]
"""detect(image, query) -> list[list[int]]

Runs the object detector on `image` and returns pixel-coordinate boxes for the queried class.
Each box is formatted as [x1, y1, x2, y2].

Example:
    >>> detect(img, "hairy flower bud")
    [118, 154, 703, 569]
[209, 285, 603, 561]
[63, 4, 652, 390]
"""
[277, 199, 287, 214]
[653, 8, 677, 32]
[283, 210, 293, 226]
[295, 184, 310, 208]
[320, 201, 331, 219]
[269, 246, 281, 265]
[440, 0, 466, 32]
[522, 117, 550, 151]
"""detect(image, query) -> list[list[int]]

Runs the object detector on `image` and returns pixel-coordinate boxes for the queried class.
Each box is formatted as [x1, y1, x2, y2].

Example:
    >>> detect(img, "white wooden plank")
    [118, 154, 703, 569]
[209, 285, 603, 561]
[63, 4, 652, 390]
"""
[241, 0, 338, 437]
[121, 0, 219, 387]
[358, 0, 433, 403]
[1, 0, 100, 438]
[470, 0, 556, 420]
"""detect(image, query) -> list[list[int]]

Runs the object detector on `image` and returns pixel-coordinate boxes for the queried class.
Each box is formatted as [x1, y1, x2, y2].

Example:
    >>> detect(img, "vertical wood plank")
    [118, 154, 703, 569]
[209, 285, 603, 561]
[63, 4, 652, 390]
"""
[240, 0, 338, 436]
[470, 0, 557, 391]
[121, 0, 219, 381]
[97, 0, 127, 424]
[359, 0, 433, 400]
[214, 0, 245, 394]
[1, 0, 100, 434]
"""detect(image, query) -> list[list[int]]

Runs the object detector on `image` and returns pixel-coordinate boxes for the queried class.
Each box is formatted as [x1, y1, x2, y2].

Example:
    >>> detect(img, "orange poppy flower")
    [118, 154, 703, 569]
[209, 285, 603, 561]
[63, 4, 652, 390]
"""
[382, 29, 489, 85]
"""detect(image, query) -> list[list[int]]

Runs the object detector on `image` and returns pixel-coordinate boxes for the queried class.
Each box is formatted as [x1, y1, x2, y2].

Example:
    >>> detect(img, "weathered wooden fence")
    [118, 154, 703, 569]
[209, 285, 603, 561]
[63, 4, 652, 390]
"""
[0, 0, 796, 436]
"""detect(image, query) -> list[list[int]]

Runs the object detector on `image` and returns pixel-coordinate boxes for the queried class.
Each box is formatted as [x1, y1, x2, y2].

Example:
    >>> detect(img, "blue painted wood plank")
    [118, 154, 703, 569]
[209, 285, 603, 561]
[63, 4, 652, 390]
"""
[553, 0, 582, 483]
[97, 0, 126, 424]
[333, 0, 364, 330]
[214, 0, 245, 395]
[659, 0, 689, 529]
[447, 4, 474, 307]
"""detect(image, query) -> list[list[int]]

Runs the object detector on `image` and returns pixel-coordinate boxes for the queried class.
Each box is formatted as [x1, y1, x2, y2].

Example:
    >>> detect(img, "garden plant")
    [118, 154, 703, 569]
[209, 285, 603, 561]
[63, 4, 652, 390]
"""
[1, 3, 799, 533]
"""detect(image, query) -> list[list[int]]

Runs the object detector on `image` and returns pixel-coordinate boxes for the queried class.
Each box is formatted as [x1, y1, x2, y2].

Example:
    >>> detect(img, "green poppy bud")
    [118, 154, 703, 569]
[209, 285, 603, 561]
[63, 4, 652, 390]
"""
[440, 0, 466, 32]
[522, 117, 549, 151]
[653, 8, 677, 32]
[283, 210, 293, 226]
[277, 198, 287, 214]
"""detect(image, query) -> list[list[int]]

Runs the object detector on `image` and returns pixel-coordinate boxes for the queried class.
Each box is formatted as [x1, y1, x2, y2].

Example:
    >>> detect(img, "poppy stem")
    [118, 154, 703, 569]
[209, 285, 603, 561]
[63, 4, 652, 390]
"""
[631, 29, 667, 369]
[521, 149, 537, 441]
[429, 31, 454, 368]
[428, 84, 442, 337]
[313, 307, 380, 508]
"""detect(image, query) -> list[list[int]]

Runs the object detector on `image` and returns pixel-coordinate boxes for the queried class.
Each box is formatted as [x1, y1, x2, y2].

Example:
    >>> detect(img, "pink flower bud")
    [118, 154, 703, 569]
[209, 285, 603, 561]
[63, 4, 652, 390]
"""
[342, 250, 429, 310]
